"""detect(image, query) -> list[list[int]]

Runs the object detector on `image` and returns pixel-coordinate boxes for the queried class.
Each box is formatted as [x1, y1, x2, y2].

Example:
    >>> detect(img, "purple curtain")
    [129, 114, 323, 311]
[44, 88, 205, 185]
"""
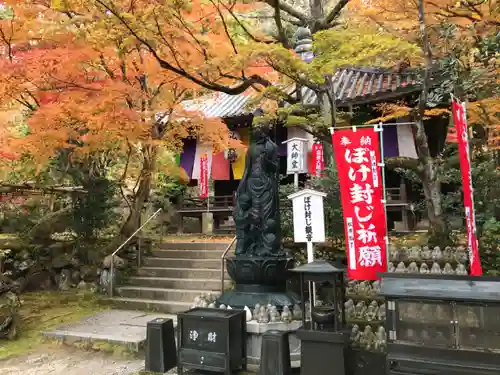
[180, 139, 196, 179]
[382, 125, 399, 157]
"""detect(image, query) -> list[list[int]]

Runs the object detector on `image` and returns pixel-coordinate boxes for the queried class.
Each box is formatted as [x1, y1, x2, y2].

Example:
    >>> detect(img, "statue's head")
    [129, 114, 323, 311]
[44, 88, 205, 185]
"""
[251, 108, 272, 141]
[252, 125, 270, 141]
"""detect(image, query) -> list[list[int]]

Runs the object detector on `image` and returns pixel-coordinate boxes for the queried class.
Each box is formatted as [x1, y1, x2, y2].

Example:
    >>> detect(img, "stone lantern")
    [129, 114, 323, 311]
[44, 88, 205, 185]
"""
[289, 260, 349, 375]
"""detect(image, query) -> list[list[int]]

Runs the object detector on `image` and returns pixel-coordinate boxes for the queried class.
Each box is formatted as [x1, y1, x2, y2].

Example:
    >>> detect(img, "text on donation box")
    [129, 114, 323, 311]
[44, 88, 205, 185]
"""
[182, 320, 226, 352]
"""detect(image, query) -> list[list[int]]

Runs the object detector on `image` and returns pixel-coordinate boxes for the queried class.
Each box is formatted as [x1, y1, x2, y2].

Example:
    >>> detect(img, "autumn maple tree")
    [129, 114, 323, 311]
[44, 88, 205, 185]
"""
[0, 1, 236, 241]
[352, 0, 499, 147]
[30, 0, 453, 244]
[338, 0, 499, 244]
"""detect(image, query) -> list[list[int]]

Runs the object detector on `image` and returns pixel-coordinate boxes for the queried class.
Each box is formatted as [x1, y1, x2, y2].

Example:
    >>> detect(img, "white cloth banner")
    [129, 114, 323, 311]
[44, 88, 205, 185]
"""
[396, 119, 418, 159]
[191, 142, 213, 180]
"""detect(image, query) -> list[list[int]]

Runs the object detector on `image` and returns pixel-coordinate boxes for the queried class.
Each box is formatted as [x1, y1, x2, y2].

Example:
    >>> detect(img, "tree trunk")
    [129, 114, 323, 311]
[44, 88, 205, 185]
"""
[414, 0, 450, 246]
[420, 163, 448, 246]
[119, 145, 158, 240]
[412, 116, 450, 245]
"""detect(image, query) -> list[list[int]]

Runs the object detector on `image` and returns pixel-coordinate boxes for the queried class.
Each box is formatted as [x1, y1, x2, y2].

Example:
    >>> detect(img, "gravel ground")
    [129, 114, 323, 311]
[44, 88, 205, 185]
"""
[0, 349, 148, 375]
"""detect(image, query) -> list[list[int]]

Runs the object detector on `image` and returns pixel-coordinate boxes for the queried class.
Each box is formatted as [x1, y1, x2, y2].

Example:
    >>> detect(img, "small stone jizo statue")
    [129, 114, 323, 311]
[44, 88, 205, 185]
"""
[374, 326, 387, 352]
[360, 325, 376, 350]
[409, 247, 421, 261]
[432, 246, 442, 261]
[377, 303, 386, 321]
[442, 263, 454, 275]
[345, 299, 355, 319]
[430, 262, 442, 274]
[421, 246, 431, 260]
[395, 262, 407, 273]
[244, 305, 252, 322]
[366, 301, 379, 322]
[371, 280, 381, 295]
[253, 303, 261, 319]
[269, 305, 280, 323]
[281, 305, 293, 323]
[292, 304, 302, 321]
[455, 264, 468, 275]
[419, 263, 430, 274]
[407, 262, 419, 273]
[350, 324, 361, 346]
[257, 305, 269, 323]
[355, 301, 367, 319]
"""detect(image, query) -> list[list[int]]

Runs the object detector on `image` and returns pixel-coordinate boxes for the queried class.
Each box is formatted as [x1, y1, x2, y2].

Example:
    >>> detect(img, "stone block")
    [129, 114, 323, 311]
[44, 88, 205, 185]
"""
[201, 212, 214, 234]
[245, 320, 302, 370]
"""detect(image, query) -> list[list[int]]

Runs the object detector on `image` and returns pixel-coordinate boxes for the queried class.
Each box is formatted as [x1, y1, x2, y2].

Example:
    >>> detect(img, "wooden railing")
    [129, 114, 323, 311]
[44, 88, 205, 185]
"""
[178, 195, 234, 212]
[176, 185, 414, 231]
[386, 185, 408, 204]
[178, 186, 409, 213]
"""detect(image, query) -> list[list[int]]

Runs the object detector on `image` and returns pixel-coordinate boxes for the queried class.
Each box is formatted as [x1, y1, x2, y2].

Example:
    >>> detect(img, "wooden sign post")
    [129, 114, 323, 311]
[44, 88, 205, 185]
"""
[282, 137, 308, 190]
[288, 189, 327, 317]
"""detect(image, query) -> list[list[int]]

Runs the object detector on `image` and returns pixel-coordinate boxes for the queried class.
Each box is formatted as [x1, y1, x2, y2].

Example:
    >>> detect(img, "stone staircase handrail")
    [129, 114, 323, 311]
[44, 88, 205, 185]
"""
[109, 208, 162, 297]
[221, 236, 237, 293]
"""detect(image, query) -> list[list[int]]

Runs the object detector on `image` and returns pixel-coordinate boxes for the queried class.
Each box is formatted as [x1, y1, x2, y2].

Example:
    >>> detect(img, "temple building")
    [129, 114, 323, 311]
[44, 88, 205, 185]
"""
[174, 66, 453, 233]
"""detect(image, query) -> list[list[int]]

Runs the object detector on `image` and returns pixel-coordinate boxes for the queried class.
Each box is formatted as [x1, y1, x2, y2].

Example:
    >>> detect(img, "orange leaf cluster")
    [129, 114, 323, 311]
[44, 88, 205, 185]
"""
[364, 103, 451, 124]
[49, 0, 276, 89]
[349, 0, 499, 37]
[468, 97, 500, 150]
[0, 1, 241, 167]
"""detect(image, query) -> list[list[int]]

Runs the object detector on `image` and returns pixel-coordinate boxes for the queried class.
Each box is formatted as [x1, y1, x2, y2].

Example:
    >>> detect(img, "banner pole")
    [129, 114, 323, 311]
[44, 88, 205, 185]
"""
[207, 177, 210, 213]
[375, 123, 391, 272]
[461, 99, 480, 269]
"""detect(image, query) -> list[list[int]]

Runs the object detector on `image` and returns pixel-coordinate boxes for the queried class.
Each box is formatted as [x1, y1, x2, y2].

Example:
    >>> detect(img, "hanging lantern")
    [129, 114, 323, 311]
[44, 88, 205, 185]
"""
[225, 129, 240, 163]
[224, 149, 238, 163]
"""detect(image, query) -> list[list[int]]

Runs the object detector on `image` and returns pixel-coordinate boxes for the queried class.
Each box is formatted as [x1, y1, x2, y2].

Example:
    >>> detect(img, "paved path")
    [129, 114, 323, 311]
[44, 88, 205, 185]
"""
[1, 310, 179, 375]
[43, 310, 177, 349]
[0, 349, 146, 375]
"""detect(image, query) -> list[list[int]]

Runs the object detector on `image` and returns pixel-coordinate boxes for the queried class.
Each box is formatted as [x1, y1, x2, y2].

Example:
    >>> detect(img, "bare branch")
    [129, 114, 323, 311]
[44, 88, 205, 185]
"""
[417, 0, 433, 121]
[119, 143, 133, 210]
[324, 0, 350, 26]
[272, 0, 290, 48]
[385, 156, 422, 172]
[261, 0, 309, 25]
[95, 0, 272, 95]
[210, 0, 239, 55]
[99, 53, 116, 79]
[223, 4, 277, 44]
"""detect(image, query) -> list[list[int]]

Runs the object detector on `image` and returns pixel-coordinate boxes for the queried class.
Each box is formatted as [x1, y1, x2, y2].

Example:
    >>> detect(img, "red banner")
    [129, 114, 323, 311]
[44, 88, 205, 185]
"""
[452, 98, 482, 276]
[311, 143, 324, 177]
[332, 127, 388, 280]
[199, 154, 209, 199]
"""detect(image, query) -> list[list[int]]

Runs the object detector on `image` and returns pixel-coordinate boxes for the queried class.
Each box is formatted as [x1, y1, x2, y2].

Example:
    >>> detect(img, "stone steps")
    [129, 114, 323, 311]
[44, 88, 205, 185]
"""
[142, 257, 221, 268]
[127, 276, 231, 291]
[159, 242, 229, 250]
[108, 241, 232, 314]
[137, 266, 224, 279]
[151, 249, 223, 259]
[110, 297, 192, 314]
[116, 286, 221, 302]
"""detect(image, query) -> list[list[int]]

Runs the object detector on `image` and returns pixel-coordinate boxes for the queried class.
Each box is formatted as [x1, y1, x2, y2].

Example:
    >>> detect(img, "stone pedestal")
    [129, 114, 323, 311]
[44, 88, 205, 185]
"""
[201, 212, 213, 234]
[145, 318, 176, 373]
[217, 256, 300, 309]
[297, 329, 349, 375]
[259, 330, 291, 375]
[246, 320, 302, 371]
